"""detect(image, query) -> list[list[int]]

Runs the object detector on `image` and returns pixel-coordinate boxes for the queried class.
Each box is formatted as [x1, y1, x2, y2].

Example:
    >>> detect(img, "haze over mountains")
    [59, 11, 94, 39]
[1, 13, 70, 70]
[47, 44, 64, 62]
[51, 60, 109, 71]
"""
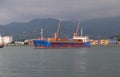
[0, 17, 120, 40]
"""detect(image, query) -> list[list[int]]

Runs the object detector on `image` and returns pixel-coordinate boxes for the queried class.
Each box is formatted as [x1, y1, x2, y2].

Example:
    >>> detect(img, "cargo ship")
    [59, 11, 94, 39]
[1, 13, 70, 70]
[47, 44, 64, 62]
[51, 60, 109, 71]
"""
[33, 20, 90, 49]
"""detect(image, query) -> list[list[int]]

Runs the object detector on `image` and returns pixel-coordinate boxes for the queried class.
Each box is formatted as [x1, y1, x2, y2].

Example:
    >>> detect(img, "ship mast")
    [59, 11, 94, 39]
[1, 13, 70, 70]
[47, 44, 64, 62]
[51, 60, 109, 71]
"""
[80, 27, 83, 37]
[40, 28, 43, 40]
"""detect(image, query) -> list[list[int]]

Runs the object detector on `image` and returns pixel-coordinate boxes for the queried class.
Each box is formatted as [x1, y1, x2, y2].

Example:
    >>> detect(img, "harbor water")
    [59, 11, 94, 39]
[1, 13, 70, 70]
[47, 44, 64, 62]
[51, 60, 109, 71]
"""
[0, 46, 120, 77]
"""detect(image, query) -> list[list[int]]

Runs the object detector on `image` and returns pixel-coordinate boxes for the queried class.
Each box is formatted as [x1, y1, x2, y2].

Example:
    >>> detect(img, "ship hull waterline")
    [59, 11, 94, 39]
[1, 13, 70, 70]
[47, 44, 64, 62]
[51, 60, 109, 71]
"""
[33, 40, 90, 49]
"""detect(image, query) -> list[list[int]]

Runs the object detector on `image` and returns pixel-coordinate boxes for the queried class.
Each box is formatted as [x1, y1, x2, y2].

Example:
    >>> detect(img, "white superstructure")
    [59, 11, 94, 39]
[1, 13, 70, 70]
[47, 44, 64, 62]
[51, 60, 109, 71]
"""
[3, 36, 13, 45]
[73, 25, 90, 43]
[73, 36, 90, 42]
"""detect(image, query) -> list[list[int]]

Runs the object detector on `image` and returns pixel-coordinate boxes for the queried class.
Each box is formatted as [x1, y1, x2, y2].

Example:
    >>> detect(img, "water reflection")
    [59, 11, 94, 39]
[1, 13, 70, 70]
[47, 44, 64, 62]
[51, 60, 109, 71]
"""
[36, 48, 89, 77]
[73, 48, 88, 77]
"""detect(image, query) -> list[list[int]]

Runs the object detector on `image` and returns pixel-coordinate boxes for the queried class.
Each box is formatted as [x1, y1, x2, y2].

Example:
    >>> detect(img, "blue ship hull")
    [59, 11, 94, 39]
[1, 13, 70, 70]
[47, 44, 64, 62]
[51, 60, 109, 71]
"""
[33, 40, 90, 48]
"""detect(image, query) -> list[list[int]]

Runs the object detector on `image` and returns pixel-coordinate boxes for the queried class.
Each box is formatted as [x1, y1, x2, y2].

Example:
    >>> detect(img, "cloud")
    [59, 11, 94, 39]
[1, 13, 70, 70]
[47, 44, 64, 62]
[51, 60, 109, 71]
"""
[0, 0, 120, 24]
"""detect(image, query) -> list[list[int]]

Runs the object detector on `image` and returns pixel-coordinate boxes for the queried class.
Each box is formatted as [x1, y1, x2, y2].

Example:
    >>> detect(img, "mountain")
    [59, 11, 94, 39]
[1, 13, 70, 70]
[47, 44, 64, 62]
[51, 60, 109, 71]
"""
[81, 17, 120, 38]
[0, 18, 77, 40]
[0, 17, 120, 40]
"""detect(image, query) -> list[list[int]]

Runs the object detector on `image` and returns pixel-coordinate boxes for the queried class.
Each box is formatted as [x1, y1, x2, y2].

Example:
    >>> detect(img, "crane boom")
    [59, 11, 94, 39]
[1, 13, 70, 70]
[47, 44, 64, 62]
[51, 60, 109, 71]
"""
[74, 20, 80, 37]
[54, 19, 61, 38]
[76, 20, 80, 34]
[56, 20, 61, 35]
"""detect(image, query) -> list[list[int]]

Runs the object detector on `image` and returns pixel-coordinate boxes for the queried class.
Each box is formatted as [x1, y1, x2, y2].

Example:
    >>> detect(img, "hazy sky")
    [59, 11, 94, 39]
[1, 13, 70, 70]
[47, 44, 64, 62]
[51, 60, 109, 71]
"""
[0, 0, 120, 24]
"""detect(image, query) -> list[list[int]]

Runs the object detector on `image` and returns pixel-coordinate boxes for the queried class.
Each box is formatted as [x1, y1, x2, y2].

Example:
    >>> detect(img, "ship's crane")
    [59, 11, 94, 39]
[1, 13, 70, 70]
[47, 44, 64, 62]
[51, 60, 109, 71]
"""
[54, 19, 61, 38]
[74, 20, 80, 37]
[57, 19, 61, 35]
[48, 19, 68, 42]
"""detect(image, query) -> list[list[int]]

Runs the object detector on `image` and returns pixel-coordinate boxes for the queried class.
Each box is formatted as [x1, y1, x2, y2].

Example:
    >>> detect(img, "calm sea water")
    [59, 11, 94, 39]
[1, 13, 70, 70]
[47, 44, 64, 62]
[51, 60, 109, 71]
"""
[0, 46, 120, 77]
